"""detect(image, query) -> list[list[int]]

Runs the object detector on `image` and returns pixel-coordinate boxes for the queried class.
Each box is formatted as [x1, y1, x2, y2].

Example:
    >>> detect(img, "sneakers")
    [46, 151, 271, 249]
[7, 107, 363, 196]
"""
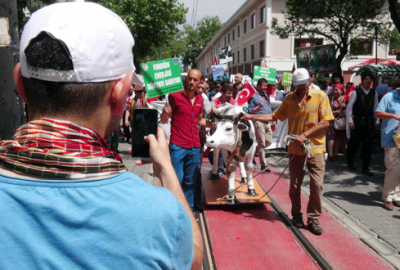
[292, 214, 304, 228]
[307, 218, 323, 235]
[261, 165, 271, 172]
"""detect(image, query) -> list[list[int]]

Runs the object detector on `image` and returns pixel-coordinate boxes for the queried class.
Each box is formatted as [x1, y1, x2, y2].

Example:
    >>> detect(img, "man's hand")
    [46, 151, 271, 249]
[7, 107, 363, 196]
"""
[349, 122, 355, 130]
[211, 107, 218, 114]
[294, 133, 306, 146]
[163, 104, 172, 117]
[394, 114, 400, 121]
[259, 99, 265, 107]
[160, 104, 172, 124]
[240, 112, 251, 120]
[135, 128, 171, 180]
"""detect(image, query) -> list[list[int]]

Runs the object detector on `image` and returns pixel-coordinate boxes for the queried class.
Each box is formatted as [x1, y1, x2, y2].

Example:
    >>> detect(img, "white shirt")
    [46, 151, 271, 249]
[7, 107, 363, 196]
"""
[346, 87, 379, 125]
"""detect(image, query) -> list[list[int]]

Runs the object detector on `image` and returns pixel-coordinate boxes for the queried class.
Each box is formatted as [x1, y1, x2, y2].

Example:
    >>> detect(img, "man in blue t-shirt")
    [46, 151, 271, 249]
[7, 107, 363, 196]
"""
[0, 3, 203, 269]
[375, 88, 400, 211]
[248, 78, 274, 172]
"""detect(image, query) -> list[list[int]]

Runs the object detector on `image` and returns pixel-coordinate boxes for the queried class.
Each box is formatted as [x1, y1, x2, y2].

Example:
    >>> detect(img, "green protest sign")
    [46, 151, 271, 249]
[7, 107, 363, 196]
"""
[140, 58, 183, 98]
[282, 72, 293, 87]
[253, 66, 276, 85]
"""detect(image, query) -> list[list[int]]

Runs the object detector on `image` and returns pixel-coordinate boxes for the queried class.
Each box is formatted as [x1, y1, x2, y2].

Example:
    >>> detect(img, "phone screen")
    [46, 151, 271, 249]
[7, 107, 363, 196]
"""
[131, 108, 158, 159]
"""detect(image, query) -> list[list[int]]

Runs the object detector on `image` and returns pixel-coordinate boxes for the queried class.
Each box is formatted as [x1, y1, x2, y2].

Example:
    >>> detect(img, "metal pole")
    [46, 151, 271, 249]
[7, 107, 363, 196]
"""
[375, 24, 378, 64]
[0, 0, 25, 140]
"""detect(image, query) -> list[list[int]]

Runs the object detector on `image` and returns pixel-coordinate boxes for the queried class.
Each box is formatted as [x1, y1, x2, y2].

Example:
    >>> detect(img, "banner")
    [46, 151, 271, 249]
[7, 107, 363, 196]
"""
[219, 46, 233, 64]
[253, 66, 276, 85]
[281, 72, 293, 87]
[211, 64, 229, 81]
[140, 58, 183, 98]
[296, 44, 336, 73]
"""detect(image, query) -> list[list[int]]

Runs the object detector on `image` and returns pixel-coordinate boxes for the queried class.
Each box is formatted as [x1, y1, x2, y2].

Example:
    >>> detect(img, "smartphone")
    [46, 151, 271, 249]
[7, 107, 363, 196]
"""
[131, 108, 158, 159]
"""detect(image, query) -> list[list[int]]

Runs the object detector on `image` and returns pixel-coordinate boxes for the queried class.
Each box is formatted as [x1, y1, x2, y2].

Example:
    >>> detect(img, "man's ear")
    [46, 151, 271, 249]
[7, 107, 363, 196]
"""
[13, 63, 28, 103]
[110, 72, 134, 115]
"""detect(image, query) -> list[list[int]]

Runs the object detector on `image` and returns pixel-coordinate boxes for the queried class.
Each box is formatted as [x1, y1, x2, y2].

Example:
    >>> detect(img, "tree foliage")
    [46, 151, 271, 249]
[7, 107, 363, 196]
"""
[92, 0, 186, 69]
[271, 0, 388, 76]
[389, 0, 400, 33]
[17, 0, 186, 70]
[157, 16, 222, 68]
[17, 0, 57, 31]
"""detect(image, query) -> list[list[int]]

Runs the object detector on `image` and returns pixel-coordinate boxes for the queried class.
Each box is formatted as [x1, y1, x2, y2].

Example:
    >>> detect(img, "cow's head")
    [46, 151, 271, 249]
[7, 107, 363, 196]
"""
[206, 104, 248, 152]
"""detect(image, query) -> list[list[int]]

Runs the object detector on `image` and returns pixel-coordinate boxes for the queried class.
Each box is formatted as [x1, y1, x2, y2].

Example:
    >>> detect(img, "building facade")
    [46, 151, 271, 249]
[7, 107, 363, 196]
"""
[196, 0, 396, 83]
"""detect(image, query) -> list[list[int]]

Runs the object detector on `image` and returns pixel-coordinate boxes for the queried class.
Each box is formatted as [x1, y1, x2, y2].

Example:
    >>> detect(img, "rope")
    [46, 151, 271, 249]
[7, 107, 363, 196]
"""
[216, 133, 314, 202]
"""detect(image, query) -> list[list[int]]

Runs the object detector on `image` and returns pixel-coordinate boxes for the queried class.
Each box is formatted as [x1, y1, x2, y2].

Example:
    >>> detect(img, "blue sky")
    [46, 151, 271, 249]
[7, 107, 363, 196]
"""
[178, 0, 246, 26]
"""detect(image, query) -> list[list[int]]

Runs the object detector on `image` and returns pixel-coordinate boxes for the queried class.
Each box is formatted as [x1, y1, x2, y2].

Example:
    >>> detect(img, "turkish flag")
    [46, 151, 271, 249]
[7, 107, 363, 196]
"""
[236, 82, 256, 106]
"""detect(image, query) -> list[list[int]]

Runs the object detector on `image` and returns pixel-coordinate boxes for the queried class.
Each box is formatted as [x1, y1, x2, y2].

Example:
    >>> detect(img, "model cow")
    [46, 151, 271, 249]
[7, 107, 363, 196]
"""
[206, 104, 257, 204]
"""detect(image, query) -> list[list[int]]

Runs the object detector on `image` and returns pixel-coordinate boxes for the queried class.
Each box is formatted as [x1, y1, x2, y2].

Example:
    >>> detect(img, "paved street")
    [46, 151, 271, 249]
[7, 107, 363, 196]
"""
[118, 141, 400, 267]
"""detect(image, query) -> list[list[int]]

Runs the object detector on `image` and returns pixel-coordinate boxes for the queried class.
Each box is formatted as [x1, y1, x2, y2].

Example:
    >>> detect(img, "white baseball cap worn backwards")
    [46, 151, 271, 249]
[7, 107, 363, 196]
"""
[292, 68, 310, 86]
[20, 2, 143, 85]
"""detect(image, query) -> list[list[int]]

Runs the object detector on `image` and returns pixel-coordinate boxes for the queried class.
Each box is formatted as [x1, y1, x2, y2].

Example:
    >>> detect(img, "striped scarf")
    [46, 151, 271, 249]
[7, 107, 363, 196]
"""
[0, 118, 127, 179]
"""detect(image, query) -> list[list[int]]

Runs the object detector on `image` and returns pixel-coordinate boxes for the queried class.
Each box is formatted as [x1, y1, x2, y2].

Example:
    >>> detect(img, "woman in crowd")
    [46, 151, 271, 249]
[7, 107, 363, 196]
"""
[331, 83, 347, 158]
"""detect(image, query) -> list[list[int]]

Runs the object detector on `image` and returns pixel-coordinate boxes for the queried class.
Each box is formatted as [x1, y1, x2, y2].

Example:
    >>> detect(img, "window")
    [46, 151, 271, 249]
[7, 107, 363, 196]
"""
[243, 47, 247, 62]
[251, 13, 256, 29]
[228, 33, 230, 44]
[243, 20, 247, 34]
[232, 29, 235, 41]
[260, 6, 265, 23]
[233, 53, 235, 64]
[294, 38, 323, 55]
[237, 25, 240, 38]
[259, 40, 265, 57]
[350, 38, 373, 55]
[237, 51, 240, 64]
[250, 44, 255, 60]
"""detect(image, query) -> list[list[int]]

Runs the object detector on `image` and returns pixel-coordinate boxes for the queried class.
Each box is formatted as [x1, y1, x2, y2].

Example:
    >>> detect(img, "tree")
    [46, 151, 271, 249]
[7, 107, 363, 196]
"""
[17, 0, 56, 31]
[183, 16, 221, 68]
[271, 0, 388, 76]
[17, 0, 186, 70]
[389, 0, 400, 33]
[92, 0, 186, 69]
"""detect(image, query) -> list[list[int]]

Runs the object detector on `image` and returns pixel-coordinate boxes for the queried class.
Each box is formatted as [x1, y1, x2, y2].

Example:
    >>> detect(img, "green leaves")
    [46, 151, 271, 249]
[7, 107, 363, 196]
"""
[270, 0, 388, 75]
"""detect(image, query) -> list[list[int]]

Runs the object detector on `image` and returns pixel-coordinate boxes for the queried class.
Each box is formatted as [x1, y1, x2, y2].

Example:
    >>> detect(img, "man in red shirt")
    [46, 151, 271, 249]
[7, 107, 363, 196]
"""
[211, 84, 235, 110]
[161, 69, 214, 209]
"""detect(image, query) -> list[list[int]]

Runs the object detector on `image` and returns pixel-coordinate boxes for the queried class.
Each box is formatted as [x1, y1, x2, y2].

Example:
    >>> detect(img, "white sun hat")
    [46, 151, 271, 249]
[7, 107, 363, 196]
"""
[292, 68, 310, 86]
[19, 2, 143, 85]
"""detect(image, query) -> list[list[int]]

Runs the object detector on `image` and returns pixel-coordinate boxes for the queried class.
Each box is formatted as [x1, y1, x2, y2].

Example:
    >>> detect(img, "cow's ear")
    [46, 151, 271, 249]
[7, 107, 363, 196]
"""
[237, 121, 249, 131]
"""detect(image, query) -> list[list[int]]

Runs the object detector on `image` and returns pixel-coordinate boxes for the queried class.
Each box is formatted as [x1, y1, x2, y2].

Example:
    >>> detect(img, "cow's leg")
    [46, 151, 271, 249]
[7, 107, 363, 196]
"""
[245, 146, 258, 196]
[238, 162, 247, 184]
[210, 148, 221, 180]
[226, 171, 238, 205]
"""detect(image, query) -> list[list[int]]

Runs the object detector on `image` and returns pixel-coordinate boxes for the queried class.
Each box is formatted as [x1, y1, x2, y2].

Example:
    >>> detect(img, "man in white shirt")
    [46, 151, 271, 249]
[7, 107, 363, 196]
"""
[346, 70, 379, 176]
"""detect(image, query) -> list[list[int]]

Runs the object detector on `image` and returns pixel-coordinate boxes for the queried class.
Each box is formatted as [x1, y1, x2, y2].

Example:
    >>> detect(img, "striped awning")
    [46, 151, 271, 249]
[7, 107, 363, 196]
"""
[356, 64, 400, 76]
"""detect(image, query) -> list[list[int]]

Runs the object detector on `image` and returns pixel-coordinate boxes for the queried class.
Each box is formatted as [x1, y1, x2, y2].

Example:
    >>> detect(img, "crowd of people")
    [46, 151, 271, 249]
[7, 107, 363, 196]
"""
[1, 2, 400, 268]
